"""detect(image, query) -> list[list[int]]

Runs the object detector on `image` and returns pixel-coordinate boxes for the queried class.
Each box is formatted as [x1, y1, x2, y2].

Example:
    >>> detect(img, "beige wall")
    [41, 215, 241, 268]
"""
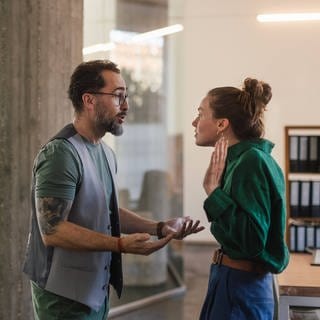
[82, 0, 320, 242]
[179, 0, 320, 241]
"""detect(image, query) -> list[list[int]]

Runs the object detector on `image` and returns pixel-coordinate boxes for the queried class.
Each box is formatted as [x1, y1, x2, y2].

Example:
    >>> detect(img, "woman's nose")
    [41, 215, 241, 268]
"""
[192, 118, 197, 127]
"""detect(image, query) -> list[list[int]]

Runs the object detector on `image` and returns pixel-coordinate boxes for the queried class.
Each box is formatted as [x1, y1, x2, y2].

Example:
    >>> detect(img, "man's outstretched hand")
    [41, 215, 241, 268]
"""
[118, 233, 174, 255]
[117, 217, 204, 255]
[162, 217, 205, 240]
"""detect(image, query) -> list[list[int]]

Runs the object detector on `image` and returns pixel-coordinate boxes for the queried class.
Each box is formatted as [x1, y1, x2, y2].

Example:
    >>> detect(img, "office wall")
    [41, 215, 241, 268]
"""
[179, 0, 320, 241]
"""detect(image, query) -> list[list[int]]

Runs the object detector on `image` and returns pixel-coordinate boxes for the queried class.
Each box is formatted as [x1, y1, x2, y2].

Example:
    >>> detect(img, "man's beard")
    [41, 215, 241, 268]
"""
[95, 104, 123, 136]
[94, 109, 123, 136]
[108, 119, 123, 136]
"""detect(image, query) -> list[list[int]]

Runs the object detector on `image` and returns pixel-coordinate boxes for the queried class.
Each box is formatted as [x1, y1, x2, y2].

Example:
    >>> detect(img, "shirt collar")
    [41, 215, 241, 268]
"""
[227, 139, 274, 162]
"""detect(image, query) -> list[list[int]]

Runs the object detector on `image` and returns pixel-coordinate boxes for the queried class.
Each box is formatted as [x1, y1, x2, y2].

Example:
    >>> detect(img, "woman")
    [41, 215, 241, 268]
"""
[192, 78, 289, 320]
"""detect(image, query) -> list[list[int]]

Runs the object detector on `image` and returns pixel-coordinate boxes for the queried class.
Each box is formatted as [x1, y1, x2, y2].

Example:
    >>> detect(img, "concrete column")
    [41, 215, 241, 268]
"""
[0, 0, 83, 318]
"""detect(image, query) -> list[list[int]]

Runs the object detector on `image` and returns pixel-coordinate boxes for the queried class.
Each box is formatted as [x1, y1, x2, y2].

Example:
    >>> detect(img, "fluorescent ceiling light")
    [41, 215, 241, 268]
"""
[257, 13, 320, 22]
[82, 24, 184, 55]
[130, 24, 184, 42]
[82, 42, 116, 56]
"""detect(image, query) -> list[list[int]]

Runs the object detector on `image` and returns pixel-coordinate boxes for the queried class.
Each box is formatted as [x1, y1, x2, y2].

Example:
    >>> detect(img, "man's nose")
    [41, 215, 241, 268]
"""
[120, 99, 129, 111]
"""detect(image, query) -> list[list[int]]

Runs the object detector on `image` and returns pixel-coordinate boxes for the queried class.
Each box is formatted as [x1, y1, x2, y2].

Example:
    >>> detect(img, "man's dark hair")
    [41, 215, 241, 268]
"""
[68, 60, 120, 113]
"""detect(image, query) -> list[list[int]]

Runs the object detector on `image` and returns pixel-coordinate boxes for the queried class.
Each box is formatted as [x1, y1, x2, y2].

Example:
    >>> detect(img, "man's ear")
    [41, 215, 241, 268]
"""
[82, 93, 95, 111]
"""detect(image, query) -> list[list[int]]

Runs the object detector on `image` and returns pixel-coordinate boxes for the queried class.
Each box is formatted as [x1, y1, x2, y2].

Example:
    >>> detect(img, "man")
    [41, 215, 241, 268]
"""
[23, 60, 204, 319]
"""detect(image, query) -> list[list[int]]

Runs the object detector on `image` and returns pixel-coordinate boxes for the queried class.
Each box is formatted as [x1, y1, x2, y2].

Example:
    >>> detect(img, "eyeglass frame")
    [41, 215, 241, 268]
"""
[87, 91, 128, 106]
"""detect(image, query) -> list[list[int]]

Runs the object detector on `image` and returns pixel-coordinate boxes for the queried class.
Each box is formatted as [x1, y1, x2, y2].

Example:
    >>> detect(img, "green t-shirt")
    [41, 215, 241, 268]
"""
[204, 139, 289, 273]
[35, 138, 114, 209]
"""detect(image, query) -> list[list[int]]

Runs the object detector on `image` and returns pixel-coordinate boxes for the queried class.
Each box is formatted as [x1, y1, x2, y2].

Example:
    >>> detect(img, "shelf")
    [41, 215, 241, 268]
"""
[285, 126, 320, 250]
[289, 173, 320, 181]
[289, 218, 320, 225]
[287, 128, 320, 136]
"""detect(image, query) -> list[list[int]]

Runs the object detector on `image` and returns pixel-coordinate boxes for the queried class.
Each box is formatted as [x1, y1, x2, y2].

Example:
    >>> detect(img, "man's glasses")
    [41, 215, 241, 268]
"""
[88, 91, 128, 106]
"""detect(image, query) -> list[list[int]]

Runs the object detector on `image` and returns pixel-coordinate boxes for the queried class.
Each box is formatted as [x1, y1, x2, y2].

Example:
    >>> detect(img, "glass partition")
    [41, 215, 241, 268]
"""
[83, 0, 184, 315]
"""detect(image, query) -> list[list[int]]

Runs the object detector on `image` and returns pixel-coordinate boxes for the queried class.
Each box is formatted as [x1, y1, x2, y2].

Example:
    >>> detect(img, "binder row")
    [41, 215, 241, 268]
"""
[289, 135, 320, 172]
[289, 223, 320, 252]
[290, 180, 320, 217]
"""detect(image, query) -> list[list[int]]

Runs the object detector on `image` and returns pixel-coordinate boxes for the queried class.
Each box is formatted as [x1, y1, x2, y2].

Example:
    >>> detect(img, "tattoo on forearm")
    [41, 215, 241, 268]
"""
[36, 197, 71, 235]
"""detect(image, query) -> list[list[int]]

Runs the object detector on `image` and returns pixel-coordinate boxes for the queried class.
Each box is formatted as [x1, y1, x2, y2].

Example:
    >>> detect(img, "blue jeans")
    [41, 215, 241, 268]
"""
[200, 264, 274, 320]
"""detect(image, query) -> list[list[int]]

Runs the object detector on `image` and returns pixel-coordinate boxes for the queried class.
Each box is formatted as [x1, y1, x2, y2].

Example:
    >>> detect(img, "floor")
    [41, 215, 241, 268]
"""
[109, 242, 216, 320]
[108, 243, 320, 320]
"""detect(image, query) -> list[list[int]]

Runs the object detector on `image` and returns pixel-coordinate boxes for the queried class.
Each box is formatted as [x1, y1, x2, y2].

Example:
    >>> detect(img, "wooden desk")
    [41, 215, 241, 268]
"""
[277, 253, 320, 319]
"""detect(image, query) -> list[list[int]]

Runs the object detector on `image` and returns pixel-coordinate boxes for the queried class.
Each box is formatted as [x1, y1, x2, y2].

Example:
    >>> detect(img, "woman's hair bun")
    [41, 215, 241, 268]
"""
[243, 77, 272, 106]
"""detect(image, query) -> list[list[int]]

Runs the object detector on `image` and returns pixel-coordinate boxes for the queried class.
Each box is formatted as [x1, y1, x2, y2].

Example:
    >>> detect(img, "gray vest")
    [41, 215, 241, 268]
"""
[23, 124, 123, 311]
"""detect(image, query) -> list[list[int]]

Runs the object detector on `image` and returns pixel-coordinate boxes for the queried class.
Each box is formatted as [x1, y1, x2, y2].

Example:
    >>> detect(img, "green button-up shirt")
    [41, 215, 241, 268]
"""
[204, 139, 289, 273]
